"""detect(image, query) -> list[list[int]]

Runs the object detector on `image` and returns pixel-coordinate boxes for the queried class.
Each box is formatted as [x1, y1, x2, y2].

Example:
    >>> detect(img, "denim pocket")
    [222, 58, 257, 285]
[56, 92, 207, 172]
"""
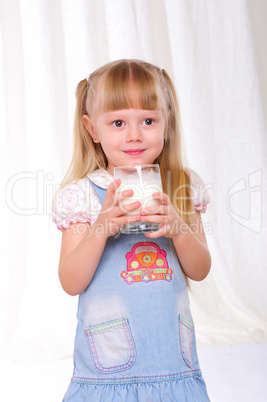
[85, 318, 135, 374]
[178, 314, 194, 368]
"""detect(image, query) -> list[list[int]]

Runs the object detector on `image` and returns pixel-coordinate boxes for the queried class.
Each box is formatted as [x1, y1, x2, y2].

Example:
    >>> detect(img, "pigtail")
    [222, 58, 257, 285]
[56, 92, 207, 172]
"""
[73, 80, 94, 175]
[60, 79, 107, 187]
[157, 69, 194, 227]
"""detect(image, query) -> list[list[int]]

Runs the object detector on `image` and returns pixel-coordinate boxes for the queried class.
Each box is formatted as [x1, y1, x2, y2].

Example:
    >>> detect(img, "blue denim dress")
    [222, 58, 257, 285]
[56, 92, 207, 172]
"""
[63, 182, 210, 401]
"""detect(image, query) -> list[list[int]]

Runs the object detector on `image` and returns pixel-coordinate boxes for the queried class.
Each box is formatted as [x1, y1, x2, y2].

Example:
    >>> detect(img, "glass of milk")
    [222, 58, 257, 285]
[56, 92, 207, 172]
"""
[114, 164, 163, 234]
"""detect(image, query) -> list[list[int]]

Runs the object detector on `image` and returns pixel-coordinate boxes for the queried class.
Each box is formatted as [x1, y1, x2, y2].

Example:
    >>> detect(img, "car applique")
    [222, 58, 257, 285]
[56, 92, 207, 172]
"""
[120, 242, 173, 285]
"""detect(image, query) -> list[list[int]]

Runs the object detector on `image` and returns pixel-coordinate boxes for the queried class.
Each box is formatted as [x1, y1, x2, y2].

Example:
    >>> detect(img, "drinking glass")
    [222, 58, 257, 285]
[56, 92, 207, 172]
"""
[114, 164, 163, 234]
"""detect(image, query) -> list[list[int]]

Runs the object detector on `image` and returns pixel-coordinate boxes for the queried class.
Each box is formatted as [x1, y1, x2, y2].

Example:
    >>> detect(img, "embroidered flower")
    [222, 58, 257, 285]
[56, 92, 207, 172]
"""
[124, 274, 134, 284]
[142, 255, 152, 264]
[165, 273, 172, 282]
[142, 274, 151, 283]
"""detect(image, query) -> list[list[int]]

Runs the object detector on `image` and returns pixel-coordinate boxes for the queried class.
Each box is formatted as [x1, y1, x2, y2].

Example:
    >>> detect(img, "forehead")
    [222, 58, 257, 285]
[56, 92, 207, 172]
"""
[91, 65, 166, 114]
[101, 108, 164, 120]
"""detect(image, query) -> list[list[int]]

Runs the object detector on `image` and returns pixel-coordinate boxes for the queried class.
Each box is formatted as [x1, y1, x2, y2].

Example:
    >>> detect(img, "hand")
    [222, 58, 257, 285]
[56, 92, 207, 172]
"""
[92, 179, 141, 239]
[140, 192, 211, 281]
[140, 192, 187, 239]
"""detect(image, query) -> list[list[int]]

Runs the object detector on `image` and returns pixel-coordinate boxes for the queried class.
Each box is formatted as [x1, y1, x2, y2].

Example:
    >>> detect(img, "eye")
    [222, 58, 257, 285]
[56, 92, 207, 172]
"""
[143, 118, 154, 126]
[113, 120, 124, 128]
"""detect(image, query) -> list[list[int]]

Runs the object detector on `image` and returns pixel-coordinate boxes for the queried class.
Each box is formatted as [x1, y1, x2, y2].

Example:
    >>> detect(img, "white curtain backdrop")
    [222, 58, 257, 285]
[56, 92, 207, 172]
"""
[1, 0, 267, 365]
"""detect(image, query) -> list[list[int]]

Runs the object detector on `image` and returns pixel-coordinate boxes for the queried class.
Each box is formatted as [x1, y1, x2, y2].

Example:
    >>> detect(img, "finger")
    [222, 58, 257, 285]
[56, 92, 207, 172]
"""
[120, 214, 141, 225]
[140, 214, 168, 224]
[105, 181, 135, 208]
[140, 204, 169, 216]
[102, 179, 122, 210]
[108, 214, 141, 234]
[144, 222, 171, 239]
[118, 201, 141, 215]
[103, 213, 141, 236]
[116, 188, 134, 204]
[152, 192, 170, 205]
[145, 228, 164, 239]
[144, 230, 160, 239]
[106, 201, 141, 219]
[105, 179, 121, 199]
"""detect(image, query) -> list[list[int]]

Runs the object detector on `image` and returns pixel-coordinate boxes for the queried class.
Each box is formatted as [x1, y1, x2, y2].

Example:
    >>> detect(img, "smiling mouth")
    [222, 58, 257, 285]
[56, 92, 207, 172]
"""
[123, 149, 146, 155]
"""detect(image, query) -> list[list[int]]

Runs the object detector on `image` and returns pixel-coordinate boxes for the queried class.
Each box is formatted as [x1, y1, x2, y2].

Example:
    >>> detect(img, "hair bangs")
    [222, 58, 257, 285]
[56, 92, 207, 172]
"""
[97, 61, 165, 112]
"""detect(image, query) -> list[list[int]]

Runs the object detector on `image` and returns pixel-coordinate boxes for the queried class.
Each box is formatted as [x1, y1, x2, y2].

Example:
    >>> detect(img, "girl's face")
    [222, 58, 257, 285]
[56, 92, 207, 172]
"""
[84, 108, 165, 175]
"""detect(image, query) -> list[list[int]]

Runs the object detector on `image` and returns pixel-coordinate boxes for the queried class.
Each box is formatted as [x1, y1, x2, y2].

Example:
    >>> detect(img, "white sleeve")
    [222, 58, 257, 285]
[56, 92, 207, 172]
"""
[51, 177, 100, 230]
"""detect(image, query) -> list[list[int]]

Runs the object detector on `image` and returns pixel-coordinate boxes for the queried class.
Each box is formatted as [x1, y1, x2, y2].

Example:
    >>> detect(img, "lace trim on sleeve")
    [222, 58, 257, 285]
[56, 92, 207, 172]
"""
[185, 168, 210, 213]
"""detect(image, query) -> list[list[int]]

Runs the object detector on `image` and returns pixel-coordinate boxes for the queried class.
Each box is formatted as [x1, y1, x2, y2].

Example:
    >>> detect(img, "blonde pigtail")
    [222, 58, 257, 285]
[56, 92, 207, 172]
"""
[61, 79, 106, 187]
[156, 69, 194, 228]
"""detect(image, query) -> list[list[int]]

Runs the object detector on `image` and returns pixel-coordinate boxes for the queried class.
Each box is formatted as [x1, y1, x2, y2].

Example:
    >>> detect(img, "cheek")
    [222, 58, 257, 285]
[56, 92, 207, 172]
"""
[100, 137, 120, 153]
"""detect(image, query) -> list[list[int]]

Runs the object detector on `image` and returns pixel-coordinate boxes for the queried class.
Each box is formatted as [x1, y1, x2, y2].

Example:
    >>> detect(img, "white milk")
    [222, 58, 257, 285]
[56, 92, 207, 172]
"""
[114, 165, 163, 233]
[118, 172, 163, 216]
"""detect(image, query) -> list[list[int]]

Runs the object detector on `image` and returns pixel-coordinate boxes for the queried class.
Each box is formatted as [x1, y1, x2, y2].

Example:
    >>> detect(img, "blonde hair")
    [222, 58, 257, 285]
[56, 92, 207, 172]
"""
[61, 59, 193, 226]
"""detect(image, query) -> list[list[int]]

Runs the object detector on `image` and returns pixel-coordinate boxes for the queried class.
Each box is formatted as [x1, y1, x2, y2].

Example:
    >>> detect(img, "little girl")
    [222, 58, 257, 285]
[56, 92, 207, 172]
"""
[53, 59, 211, 401]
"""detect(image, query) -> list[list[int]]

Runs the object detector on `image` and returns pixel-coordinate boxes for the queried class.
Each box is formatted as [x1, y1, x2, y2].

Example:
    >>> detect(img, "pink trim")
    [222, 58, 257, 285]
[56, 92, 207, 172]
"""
[71, 368, 202, 383]
[179, 315, 194, 369]
[56, 218, 91, 231]
[194, 204, 207, 213]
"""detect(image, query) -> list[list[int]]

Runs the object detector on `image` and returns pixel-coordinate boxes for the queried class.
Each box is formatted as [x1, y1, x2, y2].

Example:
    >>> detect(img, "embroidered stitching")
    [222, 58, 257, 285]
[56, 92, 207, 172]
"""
[87, 318, 125, 334]
[71, 369, 202, 385]
[85, 318, 135, 373]
[179, 315, 194, 368]
[121, 241, 173, 284]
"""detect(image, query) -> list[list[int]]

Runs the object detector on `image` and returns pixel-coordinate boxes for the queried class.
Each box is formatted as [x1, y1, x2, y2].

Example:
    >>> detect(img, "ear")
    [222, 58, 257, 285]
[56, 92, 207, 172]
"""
[83, 115, 100, 143]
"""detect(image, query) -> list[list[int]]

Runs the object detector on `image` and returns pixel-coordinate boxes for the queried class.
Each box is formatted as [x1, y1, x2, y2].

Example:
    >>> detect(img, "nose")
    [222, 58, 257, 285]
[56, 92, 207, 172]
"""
[126, 124, 143, 142]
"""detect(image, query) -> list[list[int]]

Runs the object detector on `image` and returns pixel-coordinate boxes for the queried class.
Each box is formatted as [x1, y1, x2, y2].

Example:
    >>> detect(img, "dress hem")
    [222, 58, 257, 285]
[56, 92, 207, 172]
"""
[71, 369, 202, 385]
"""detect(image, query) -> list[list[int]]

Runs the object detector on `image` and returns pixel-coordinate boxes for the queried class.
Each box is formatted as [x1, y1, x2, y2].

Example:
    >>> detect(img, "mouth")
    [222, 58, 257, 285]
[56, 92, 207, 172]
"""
[123, 149, 146, 156]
